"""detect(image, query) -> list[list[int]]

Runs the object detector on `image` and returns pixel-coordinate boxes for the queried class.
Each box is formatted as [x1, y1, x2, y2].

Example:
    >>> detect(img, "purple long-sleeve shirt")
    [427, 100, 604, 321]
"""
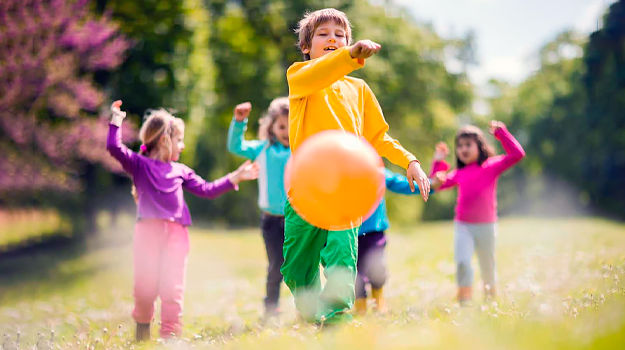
[106, 124, 236, 226]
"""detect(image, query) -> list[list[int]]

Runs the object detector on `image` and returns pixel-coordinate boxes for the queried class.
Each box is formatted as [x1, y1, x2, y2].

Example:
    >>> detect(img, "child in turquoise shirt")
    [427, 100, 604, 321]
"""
[354, 169, 435, 315]
[227, 98, 291, 318]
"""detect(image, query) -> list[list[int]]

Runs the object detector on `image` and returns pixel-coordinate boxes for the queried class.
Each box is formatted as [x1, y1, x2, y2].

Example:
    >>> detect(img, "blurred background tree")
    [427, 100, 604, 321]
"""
[0, 0, 133, 235]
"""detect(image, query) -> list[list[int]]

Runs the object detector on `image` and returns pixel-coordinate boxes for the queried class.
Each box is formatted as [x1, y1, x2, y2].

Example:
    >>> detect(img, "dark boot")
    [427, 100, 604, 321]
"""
[135, 323, 150, 342]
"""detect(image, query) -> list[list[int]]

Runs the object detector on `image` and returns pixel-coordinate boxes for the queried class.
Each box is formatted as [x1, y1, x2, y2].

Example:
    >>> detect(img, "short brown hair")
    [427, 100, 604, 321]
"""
[454, 125, 496, 169]
[295, 8, 353, 60]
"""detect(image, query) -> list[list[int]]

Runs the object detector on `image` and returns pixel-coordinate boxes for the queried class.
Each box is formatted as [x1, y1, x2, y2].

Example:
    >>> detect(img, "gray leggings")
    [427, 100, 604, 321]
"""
[454, 221, 497, 288]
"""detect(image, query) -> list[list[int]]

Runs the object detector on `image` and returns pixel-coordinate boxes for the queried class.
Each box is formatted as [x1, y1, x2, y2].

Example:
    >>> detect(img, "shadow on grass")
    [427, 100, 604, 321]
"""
[0, 228, 132, 302]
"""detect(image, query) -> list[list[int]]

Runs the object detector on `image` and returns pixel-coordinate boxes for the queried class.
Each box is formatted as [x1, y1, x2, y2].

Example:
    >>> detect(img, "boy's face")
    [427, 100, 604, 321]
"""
[303, 21, 348, 60]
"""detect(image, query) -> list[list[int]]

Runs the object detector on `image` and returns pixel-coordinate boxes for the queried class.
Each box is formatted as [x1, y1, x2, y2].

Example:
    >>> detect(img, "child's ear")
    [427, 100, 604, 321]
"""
[302, 46, 310, 55]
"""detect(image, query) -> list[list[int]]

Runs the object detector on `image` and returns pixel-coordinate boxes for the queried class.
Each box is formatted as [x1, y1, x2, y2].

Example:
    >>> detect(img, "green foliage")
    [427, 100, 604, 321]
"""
[95, 0, 193, 115]
[487, 1, 625, 219]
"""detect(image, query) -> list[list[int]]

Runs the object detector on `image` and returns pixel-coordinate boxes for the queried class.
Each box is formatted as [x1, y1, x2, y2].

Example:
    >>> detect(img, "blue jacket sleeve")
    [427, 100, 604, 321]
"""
[384, 168, 433, 195]
[227, 118, 266, 160]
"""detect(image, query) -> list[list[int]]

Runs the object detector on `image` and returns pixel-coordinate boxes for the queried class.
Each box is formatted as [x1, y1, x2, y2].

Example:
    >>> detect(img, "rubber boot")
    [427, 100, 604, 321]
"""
[135, 323, 150, 342]
[457, 286, 473, 306]
[353, 298, 367, 316]
[371, 288, 388, 313]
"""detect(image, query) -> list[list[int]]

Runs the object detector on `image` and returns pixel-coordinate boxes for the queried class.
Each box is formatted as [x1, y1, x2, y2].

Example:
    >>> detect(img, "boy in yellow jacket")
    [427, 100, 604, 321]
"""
[281, 8, 430, 325]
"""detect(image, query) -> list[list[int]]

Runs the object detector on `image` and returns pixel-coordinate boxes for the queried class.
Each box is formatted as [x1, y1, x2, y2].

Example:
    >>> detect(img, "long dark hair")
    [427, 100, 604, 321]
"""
[455, 125, 495, 169]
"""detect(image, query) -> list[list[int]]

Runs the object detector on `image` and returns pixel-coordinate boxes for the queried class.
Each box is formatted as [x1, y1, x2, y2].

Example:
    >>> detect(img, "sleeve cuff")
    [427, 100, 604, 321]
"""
[110, 115, 124, 127]
[228, 177, 239, 191]
[232, 117, 248, 126]
[494, 125, 509, 138]
[342, 47, 365, 69]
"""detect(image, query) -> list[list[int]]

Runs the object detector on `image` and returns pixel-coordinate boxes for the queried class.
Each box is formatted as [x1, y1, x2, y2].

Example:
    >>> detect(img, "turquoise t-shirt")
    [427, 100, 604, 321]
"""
[227, 118, 291, 215]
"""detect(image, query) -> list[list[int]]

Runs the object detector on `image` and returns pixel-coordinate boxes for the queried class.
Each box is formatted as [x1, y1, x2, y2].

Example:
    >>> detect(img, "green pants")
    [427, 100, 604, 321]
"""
[281, 201, 359, 324]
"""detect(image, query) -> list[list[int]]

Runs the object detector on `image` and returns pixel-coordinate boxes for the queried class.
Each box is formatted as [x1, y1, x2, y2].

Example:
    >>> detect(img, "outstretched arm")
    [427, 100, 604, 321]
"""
[287, 46, 364, 100]
[383, 169, 434, 195]
[183, 161, 259, 199]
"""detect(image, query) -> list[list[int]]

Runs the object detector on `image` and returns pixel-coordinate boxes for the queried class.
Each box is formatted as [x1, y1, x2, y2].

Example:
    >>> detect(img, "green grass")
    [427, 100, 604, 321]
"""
[1, 217, 624, 349]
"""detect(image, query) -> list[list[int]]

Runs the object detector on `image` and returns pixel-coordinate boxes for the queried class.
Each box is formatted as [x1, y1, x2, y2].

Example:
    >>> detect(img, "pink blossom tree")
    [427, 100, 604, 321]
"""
[0, 0, 133, 233]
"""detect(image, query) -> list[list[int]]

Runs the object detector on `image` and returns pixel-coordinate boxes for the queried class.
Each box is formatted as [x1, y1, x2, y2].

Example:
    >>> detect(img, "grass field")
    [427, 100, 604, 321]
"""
[0, 217, 624, 349]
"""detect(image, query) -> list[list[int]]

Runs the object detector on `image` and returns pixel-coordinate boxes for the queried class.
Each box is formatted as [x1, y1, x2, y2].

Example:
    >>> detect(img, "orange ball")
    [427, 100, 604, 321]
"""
[285, 130, 385, 230]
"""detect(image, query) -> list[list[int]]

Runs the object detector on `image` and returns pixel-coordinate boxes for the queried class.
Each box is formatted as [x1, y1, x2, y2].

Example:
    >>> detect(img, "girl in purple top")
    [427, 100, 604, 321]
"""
[106, 101, 258, 341]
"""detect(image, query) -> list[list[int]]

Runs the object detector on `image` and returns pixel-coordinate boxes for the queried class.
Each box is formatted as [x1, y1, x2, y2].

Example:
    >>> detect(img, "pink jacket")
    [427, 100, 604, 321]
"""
[431, 126, 525, 223]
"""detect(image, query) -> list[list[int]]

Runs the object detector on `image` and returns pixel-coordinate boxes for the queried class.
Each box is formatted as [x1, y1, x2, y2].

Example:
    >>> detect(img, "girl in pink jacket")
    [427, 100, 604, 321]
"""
[431, 121, 525, 304]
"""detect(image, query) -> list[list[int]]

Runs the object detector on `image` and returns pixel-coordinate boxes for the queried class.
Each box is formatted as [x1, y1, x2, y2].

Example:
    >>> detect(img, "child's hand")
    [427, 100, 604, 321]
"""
[110, 100, 126, 126]
[430, 171, 446, 190]
[433, 142, 449, 161]
[407, 161, 430, 201]
[229, 160, 259, 185]
[349, 40, 381, 60]
[489, 120, 505, 134]
[234, 102, 252, 122]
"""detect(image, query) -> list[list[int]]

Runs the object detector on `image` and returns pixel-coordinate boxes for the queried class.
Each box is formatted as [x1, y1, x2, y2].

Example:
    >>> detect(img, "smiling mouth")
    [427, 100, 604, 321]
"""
[324, 46, 337, 51]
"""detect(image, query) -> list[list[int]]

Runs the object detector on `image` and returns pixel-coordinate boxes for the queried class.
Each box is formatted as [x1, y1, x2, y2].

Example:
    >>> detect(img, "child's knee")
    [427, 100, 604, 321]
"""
[456, 261, 473, 286]
[368, 264, 387, 289]
[134, 286, 158, 303]
[457, 260, 471, 272]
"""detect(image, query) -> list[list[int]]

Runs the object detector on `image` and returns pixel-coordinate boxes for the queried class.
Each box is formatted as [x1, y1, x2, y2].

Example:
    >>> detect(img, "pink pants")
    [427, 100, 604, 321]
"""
[132, 219, 189, 338]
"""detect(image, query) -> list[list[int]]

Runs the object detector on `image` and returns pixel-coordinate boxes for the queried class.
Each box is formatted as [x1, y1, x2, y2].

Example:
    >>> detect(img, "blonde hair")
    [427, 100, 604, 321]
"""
[132, 108, 185, 202]
[258, 97, 289, 144]
[295, 8, 353, 60]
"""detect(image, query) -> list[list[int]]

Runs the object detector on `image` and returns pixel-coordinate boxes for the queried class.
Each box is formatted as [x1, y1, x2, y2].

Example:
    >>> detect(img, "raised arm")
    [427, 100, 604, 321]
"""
[287, 47, 364, 100]
[227, 103, 266, 160]
[227, 119, 266, 160]
[106, 100, 138, 176]
[485, 121, 526, 175]
[429, 142, 451, 177]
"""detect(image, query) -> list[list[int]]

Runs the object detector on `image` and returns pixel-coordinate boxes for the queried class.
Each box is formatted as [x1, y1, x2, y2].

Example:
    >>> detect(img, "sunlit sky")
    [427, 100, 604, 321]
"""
[397, 0, 616, 85]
